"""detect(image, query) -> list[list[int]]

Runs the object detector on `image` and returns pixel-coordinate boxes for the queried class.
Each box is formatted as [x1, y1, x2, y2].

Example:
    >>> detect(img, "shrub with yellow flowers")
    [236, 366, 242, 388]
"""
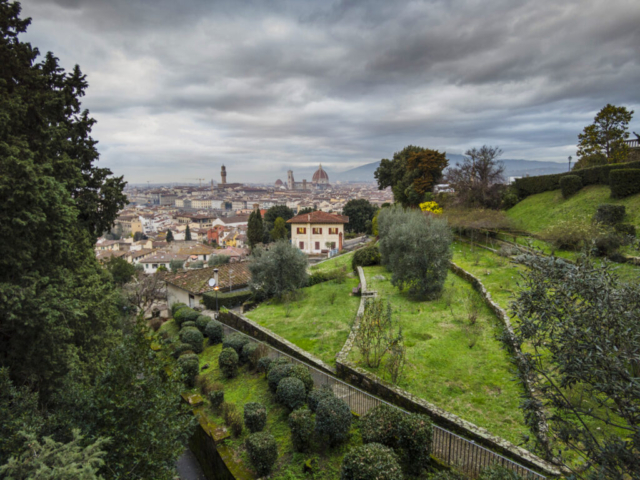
[419, 201, 443, 215]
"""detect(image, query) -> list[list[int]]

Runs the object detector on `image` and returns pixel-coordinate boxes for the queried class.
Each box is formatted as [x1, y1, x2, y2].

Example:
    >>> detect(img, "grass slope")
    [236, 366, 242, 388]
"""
[245, 277, 360, 365]
[507, 185, 640, 233]
[309, 251, 355, 273]
[348, 265, 528, 444]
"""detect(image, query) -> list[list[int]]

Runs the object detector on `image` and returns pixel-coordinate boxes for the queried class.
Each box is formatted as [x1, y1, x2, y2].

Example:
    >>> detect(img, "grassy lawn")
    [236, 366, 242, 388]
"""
[507, 185, 640, 233]
[309, 251, 355, 273]
[245, 277, 361, 365]
[348, 265, 528, 445]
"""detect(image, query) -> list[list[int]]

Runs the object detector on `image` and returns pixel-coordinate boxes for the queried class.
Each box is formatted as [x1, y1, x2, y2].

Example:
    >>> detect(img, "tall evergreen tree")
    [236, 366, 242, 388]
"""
[0, 0, 127, 395]
[247, 209, 264, 248]
[185, 224, 192, 241]
[166, 229, 174, 242]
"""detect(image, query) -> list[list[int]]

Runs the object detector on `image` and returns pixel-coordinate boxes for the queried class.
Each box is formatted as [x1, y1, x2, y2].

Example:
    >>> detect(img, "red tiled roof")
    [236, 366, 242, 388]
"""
[287, 211, 349, 224]
[163, 263, 251, 294]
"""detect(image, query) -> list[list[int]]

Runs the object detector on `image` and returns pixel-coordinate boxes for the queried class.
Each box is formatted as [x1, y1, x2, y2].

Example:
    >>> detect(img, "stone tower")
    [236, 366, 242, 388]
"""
[287, 170, 295, 190]
[221, 165, 227, 185]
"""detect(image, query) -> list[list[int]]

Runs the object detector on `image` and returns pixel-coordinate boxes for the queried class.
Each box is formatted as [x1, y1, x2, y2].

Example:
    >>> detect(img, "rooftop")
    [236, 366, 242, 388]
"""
[287, 211, 349, 224]
[163, 263, 251, 294]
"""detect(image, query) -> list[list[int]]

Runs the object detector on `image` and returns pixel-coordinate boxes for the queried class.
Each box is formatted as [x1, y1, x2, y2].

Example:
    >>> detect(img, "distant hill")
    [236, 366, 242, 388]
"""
[336, 155, 570, 183]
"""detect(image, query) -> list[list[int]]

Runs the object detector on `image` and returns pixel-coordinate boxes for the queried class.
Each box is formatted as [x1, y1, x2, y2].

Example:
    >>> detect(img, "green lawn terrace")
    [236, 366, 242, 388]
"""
[245, 275, 361, 366]
[309, 250, 355, 273]
[348, 265, 528, 445]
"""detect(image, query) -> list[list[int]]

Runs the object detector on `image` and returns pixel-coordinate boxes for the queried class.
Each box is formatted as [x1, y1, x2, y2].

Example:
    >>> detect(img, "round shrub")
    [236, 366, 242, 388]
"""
[174, 307, 199, 327]
[177, 353, 199, 387]
[257, 357, 272, 374]
[171, 302, 188, 316]
[218, 348, 239, 379]
[267, 363, 293, 392]
[288, 408, 314, 452]
[195, 315, 210, 333]
[397, 413, 433, 475]
[360, 404, 403, 448]
[351, 243, 381, 271]
[204, 319, 224, 344]
[308, 386, 335, 413]
[241, 342, 259, 365]
[560, 175, 582, 198]
[315, 396, 352, 446]
[287, 364, 314, 393]
[181, 321, 196, 329]
[209, 390, 224, 410]
[172, 342, 194, 359]
[593, 204, 626, 225]
[340, 443, 402, 480]
[223, 332, 251, 357]
[276, 377, 307, 411]
[243, 402, 267, 433]
[245, 432, 278, 477]
[424, 471, 467, 480]
[479, 464, 526, 480]
[267, 356, 290, 372]
[179, 326, 204, 354]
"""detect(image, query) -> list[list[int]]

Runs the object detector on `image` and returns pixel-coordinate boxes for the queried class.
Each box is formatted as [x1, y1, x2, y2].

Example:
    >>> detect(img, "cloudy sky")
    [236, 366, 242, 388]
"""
[19, 0, 640, 183]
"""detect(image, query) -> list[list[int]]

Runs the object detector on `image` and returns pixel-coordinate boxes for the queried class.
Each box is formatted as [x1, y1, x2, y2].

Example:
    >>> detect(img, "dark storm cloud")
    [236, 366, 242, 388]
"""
[18, 0, 640, 183]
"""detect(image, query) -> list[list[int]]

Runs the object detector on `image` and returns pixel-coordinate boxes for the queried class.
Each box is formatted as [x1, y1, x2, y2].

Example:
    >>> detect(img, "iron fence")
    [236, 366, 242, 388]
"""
[218, 321, 547, 479]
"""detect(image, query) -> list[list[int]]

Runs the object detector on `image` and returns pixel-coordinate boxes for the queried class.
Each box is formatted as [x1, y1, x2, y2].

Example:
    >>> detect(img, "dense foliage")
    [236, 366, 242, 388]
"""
[270, 217, 288, 240]
[378, 206, 452, 298]
[245, 432, 278, 477]
[577, 104, 634, 164]
[609, 169, 640, 198]
[593, 204, 626, 225]
[263, 205, 294, 242]
[195, 315, 210, 333]
[289, 408, 314, 452]
[315, 396, 352, 446]
[177, 353, 200, 387]
[247, 209, 264, 248]
[277, 377, 307, 411]
[222, 332, 251, 357]
[342, 199, 379, 234]
[268, 363, 294, 393]
[397, 413, 433, 474]
[249, 240, 308, 299]
[218, 348, 239, 379]
[243, 402, 267, 433]
[307, 386, 335, 413]
[360, 404, 403, 448]
[559, 175, 582, 198]
[340, 443, 402, 480]
[179, 327, 204, 354]
[287, 364, 314, 393]
[351, 244, 381, 271]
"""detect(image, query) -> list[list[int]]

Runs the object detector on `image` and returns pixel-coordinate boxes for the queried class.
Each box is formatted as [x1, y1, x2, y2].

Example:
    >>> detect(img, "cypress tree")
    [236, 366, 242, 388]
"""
[185, 224, 192, 241]
[247, 209, 264, 248]
[166, 229, 174, 242]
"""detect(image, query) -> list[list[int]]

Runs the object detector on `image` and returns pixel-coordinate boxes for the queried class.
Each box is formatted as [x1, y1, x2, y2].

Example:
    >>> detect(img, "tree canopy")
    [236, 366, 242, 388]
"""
[249, 240, 308, 299]
[247, 209, 264, 247]
[577, 104, 634, 164]
[375, 146, 448, 208]
[342, 199, 378, 234]
[263, 205, 294, 242]
[270, 217, 288, 240]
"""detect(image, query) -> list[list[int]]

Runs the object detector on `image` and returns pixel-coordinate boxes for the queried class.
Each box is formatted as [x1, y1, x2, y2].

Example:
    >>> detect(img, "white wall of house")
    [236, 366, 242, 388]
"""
[290, 223, 344, 254]
[167, 285, 202, 308]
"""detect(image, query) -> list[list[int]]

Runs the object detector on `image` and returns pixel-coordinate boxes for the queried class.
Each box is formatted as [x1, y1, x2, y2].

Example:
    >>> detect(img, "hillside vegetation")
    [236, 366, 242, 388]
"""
[507, 185, 640, 233]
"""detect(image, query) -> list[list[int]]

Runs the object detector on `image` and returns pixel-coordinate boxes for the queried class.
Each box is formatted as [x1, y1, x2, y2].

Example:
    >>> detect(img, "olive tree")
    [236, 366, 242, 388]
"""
[378, 206, 452, 298]
[249, 240, 308, 299]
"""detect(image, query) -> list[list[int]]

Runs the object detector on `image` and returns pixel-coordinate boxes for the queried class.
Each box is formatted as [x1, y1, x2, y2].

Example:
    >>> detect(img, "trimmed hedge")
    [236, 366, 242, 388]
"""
[289, 408, 314, 452]
[287, 364, 314, 393]
[315, 396, 352, 446]
[307, 386, 334, 413]
[267, 357, 290, 372]
[615, 223, 636, 237]
[593, 204, 626, 225]
[179, 327, 204, 354]
[181, 321, 196, 329]
[241, 342, 259, 366]
[610, 169, 640, 198]
[202, 289, 253, 310]
[204, 319, 224, 344]
[172, 342, 194, 359]
[195, 315, 210, 333]
[276, 377, 307, 411]
[340, 443, 402, 480]
[171, 302, 187, 316]
[397, 413, 433, 475]
[223, 332, 251, 357]
[560, 175, 582, 198]
[512, 160, 640, 198]
[360, 404, 403, 448]
[218, 348, 239, 378]
[351, 243, 381, 271]
[267, 363, 294, 393]
[307, 267, 347, 287]
[174, 307, 199, 327]
[177, 353, 199, 387]
[244, 402, 267, 433]
[245, 432, 278, 477]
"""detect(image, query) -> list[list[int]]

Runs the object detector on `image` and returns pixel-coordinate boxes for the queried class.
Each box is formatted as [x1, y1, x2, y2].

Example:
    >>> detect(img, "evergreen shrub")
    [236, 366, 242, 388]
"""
[340, 443, 402, 480]
[360, 404, 403, 448]
[227, 410, 243, 437]
[241, 342, 259, 365]
[610, 169, 640, 198]
[307, 386, 334, 413]
[315, 396, 352, 446]
[223, 332, 251, 356]
[171, 302, 188, 316]
[181, 321, 196, 329]
[277, 377, 307, 410]
[174, 307, 199, 327]
[202, 290, 253, 310]
[218, 348, 239, 378]
[593, 204, 626, 225]
[195, 315, 210, 332]
[257, 357, 272, 373]
[268, 363, 293, 392]
[287, 364, 314, 393]
[179, 327, 204, 354]
[177, 353, 199, 387]
[397, 413, 433, 474]
[615, 223, 636, 237]
[560, 175, 582, 198]
[209, 389, 224, 410]
[204, 319, 224, 344]
[289, 408, 314, 452]
[244, 402, 267, 433]
[245, 432, 278, 477]
[479, 464, 525, 480]
[268, 357, 290, 372]
[351, 244, 381, 271]
[172, 342, 194, 359]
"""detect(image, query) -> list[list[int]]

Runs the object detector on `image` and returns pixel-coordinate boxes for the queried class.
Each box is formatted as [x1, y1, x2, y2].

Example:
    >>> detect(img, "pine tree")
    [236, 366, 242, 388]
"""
[166, 229, 174, 242]
[185, 224, 192, 241]
[247, 209, 264, 248]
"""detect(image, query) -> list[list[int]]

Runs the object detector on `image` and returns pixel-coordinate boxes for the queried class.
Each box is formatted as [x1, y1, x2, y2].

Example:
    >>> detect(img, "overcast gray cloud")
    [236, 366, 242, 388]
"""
[18, 0, 640, 183]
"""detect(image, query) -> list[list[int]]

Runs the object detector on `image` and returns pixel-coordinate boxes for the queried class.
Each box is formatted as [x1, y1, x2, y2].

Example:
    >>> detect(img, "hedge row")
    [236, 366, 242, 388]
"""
[610, 169, 640, 198]
[202, 289, 253, 310]
[513, 160, 640, 198]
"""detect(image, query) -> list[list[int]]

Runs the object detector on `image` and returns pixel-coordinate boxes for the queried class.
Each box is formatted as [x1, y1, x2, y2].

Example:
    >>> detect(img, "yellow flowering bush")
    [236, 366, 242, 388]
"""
[419, 201, 443, 215]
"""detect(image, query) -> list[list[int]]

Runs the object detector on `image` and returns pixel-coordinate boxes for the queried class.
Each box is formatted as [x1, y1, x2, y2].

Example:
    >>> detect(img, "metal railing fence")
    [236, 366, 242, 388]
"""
[217, 321, 546, 479]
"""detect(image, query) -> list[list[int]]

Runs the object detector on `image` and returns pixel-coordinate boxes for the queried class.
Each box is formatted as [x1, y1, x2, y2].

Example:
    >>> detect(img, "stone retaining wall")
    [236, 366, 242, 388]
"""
[336, 266, 369, 365]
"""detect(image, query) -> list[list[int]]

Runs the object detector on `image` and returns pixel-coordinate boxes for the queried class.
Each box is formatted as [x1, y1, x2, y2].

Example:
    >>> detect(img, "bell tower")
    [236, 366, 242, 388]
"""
[221, 165, 227, 185]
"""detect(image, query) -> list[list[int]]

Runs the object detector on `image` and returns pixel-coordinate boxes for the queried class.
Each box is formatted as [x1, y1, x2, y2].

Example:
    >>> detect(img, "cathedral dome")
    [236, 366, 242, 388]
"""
[312, 164, 329, 184]
[275, 179, 283, 186]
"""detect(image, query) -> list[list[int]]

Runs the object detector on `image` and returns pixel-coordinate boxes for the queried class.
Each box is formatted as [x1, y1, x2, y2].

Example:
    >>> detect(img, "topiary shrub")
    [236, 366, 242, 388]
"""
[181, 321, 196, 329]
[610, 169, 640, 198]
[195, 315, 210, 333]
[560, 175, 582, 198]
[267, 356, 290, 372]
[277, 377, 307, 411]
[257, 357, 272, 374]
[267, 363, 294, 393]
[218, 348, 239, 378]
[315, 396, 352, 446]
[428, 471, 468, 480]
[593, 232, 622, 257]
[177, 353, 199, 387]
[288, 408, 314, 452]
[340, 443, 402, 480]
[241, 342, 259, 366]
[245, 432, 278, 477]
[204, 319, 224, 344]
[171, 302, 188, 317]
[209, 388, 224, 410]
[397, 413, 433, 475]
[179, 326, 204, 354]
[244, 402, 267, 433]
[174, 307, 198, 327]
[308, 386, 335, 413]
[593, 204, 626, 225]
[172, 342, 194, 359]
[287, 364, 314, 393]
[352, 243, 381, 271]
[223, 332, 251, 357]
[360, 404, 403, 448]
[479, 464, 525, 480]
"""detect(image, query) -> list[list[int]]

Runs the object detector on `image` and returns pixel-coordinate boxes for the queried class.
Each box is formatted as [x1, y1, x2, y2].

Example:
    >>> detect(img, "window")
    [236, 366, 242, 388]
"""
[152, 264, 158, 269]
[315, 242, 320, 250]
[299, 241, 304, 249]
[297, 227, 307, 234]
[312, 227, 322, 235]
[329, 227, 339, 235]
